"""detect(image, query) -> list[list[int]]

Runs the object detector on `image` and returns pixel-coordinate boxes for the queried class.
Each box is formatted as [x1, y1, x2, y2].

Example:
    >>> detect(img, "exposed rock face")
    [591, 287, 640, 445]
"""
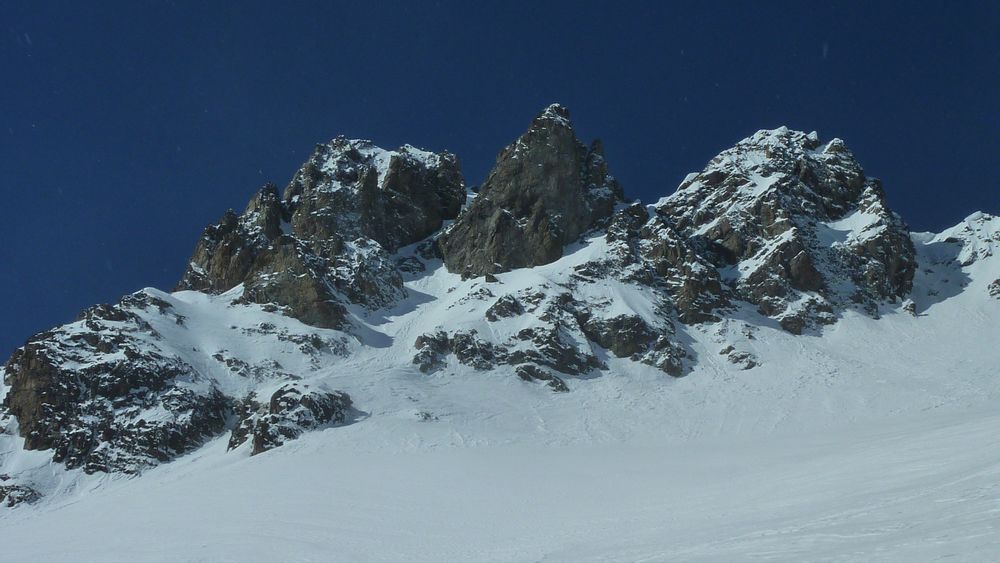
[653, 127, 916, 331]
[177, 186, 283, 294]
[1, 292, 229, 474]
[412, 325, 587, 392]
[413, 287, 689, 383]
[514, 364, 568, 392]
[439, 104, 624, 276]
[413, 330, 509, 373]
[0, 479, 40, 508]
[579, 313, 686, 376]
[178, 139, 465, 328]
[575, 202, 728, 323]
[719, 345, 759, 370]
[485, 294, 524, 321]
[411, 300, 612, 379]
[284, 138, 465, 252]
[0, 286, 355, 495]
[228, 383, 353, 455]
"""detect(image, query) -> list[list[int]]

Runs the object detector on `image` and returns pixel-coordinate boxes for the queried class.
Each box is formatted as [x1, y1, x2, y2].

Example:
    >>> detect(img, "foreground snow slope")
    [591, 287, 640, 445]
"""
[0, 215, 997, 562]
[0, 408, 997, 562]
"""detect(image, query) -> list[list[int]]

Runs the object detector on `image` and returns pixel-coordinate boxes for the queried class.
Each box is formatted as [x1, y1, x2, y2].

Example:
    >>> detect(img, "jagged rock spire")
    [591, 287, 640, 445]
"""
[438, 104, 625, 276]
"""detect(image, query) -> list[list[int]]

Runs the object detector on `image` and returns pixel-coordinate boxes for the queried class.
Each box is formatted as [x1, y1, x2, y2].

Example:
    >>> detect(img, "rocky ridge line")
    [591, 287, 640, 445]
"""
[2, 105, 978, 505]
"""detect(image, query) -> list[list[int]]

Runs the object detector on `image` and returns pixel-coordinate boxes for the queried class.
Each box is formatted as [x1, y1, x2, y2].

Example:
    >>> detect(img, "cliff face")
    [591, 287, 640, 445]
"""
[438, 104, 624, 276]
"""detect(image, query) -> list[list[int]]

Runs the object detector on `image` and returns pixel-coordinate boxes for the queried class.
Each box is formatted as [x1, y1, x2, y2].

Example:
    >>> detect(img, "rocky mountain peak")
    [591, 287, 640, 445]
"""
[438, 104, 625, 276]
[655, 127, 915, 332]
[519, 103, 573, 138]
[176, 137, 465, 329]
[691, 127, 870, 214]
[281, 137, 464, 253]
[540, 102, 570, 117]
[531, 102, 572, 126]
[2, 107, 994, 511]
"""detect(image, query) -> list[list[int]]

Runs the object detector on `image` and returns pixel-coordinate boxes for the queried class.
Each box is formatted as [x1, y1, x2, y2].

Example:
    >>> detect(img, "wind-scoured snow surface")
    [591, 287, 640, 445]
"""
[0, 214, 998, 562]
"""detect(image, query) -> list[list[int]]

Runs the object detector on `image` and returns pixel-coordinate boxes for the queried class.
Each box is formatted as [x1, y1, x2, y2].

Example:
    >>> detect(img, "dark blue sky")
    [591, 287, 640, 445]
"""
[2, 1, 998, 357]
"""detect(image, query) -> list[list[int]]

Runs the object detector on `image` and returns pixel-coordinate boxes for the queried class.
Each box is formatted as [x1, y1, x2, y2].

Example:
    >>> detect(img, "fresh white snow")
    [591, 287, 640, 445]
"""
[0, 215, 997, 562]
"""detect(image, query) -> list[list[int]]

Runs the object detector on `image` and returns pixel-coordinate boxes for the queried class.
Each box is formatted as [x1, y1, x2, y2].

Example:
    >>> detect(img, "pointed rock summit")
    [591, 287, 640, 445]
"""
[438, 104, 625, 276]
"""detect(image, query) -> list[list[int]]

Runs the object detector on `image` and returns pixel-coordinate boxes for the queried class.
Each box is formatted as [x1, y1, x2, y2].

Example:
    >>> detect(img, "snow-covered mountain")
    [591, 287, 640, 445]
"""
[1, 105, 997, 561]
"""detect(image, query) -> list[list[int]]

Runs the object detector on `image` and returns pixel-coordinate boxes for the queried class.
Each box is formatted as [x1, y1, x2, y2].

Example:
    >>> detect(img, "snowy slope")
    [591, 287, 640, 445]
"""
[0, 212, 997, 561]
[1, 408, 997, 562]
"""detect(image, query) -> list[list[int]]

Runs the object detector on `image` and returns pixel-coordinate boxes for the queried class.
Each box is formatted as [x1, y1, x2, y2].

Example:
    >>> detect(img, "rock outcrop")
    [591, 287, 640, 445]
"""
[939, 212, 998, 268]
[653, 127, 916, 332]
[413, 287, 689, 381]
[0, 479, 40, 508]
[228, 383, 353, 455]
[0, 285, 355, 494]
[283, 139, 465, 252]
[578, 313, 687, 376]
[1, 292, 229, 474]
[438, 104, 624, 276]
[412, 289, 612, 379]
[574, 202, 729, 323]
[178, 139, 465, 328]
